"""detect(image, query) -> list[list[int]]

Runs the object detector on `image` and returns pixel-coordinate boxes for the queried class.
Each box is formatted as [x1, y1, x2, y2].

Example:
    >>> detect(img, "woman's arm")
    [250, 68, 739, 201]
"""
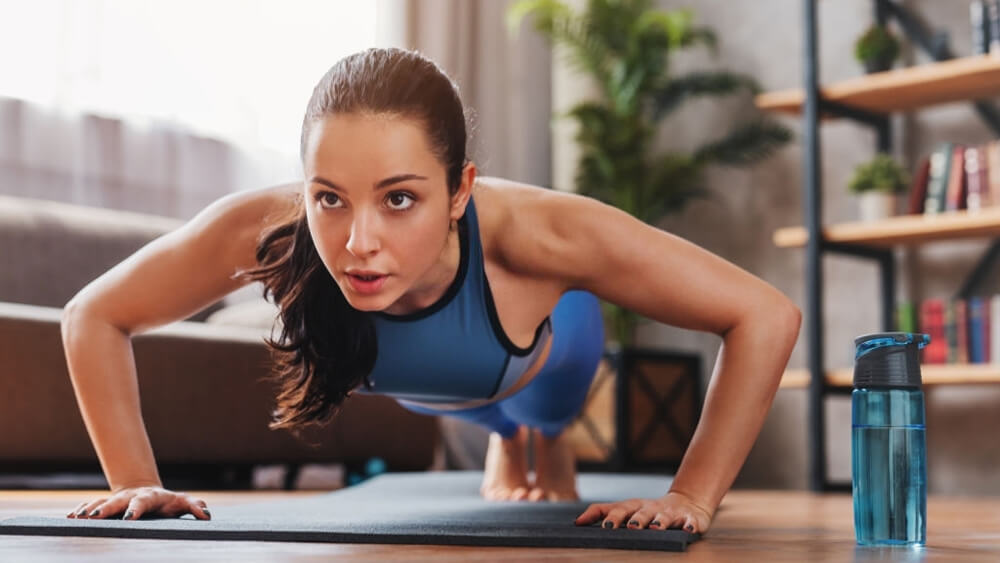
[498, 184, 801, 531]
[61, 183, 298, 494]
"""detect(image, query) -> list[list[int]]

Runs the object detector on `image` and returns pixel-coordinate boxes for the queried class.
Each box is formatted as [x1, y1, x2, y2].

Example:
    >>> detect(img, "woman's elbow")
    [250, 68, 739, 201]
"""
[771, 296, 802, 346]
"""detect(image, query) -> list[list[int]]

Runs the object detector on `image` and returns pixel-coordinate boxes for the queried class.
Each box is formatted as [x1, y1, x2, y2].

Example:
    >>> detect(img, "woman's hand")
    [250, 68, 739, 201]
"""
[65, 485, 212, 521]
[574, 490, 715, 534]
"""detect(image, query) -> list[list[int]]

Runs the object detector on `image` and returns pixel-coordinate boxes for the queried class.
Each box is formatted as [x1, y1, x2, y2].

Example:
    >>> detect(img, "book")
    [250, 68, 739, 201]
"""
[969, 297, 987, 363]
[973, 1, 989, 56]
[945, 145, 968, 211]
[920, 299, 947, 364]
[906, 156, 931, 214]
[955, 299, 969, 364]
[896, 301, 917, 333]
[991, 295, 1000, 364]
[990, 0, 1000, 55]
[924, 142, 954, 215]
[986, 140, 1000, 206]
[966, 145, 986, 211]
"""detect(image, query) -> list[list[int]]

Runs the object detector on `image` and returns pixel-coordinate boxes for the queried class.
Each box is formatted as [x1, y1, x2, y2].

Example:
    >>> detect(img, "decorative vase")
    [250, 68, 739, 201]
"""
[863, 57, 894, 73]
[858, 192, 897, 222]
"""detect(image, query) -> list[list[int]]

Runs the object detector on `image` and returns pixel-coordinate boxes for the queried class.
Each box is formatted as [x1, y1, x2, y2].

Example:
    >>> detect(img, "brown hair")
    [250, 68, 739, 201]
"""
[236, 48, 468, 439]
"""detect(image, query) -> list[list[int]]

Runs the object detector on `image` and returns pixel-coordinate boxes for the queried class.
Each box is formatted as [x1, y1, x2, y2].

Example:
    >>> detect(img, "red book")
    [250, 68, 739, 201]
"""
[945, 145, 968, 211]
[907, 156, 931, 215]
[956, 299, 970, 364]
[920, 299, 947, 364]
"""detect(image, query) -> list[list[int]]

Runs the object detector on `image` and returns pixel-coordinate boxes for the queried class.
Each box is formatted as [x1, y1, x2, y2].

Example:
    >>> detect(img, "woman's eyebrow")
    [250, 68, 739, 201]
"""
[308, 174, 429, 192]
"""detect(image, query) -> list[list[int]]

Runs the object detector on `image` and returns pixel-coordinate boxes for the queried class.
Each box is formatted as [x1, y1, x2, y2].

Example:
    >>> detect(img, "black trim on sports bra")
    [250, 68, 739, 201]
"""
[373, 213, 470, 322]
[482, 271, 551, 357]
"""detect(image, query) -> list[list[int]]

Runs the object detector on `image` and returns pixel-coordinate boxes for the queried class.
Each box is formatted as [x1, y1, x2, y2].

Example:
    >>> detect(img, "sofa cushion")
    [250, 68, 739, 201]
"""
[0, 195, 223, 321]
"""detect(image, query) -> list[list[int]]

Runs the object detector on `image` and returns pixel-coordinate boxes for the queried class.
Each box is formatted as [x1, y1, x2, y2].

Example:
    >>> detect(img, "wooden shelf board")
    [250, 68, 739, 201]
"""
[756, 55, 1000, 116]
[773, 207, 1000, 248]
[780, 364, 1000, 389]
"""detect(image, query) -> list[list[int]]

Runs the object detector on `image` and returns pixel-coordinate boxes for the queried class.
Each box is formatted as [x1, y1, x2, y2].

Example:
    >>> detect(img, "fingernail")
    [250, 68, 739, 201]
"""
[685, 524, 694, 532]
[123, 510, 134, 520]
[203, 508, 211, 517]
[628, 520, 639, 527]
[88, 509, 100, 517]
[75, 509, 87, 517]
[651, 520, 661, 528]
[603, 521, 613, 529]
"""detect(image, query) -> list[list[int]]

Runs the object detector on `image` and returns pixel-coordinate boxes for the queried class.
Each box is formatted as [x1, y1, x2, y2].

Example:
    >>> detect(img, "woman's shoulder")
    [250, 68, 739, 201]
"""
[471, 176, 593, 279]
[186, 182, 301, 270]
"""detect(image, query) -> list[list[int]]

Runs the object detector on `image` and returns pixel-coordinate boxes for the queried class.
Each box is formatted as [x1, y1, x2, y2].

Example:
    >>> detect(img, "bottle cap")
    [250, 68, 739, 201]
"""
[853, 332, 929, 389]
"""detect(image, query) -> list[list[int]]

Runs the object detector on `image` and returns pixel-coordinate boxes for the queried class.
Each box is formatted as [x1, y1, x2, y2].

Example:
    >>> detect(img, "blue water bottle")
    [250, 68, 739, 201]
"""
[852, 332, 929, 546]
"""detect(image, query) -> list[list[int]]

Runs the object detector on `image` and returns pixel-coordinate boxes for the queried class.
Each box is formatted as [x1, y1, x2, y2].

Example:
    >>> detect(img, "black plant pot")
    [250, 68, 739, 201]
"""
[863, 57, 894, 74]
[574, 346, 703, 472]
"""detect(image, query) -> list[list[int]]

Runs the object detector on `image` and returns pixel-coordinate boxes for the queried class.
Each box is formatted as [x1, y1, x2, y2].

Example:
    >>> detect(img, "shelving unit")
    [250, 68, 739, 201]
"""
[758, 0, 1000, 492]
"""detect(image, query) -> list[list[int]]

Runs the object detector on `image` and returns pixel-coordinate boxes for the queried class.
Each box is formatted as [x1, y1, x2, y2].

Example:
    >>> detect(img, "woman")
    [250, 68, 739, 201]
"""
[62, 48, 800, 534]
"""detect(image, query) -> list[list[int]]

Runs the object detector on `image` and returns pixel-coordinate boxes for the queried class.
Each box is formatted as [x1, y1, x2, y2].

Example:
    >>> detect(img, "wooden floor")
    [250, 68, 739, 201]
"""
[1, 488, 999, 562]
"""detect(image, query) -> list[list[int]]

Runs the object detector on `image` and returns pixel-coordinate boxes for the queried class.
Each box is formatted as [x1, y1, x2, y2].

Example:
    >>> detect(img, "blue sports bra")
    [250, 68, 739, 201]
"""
[359, 195, 552, 403]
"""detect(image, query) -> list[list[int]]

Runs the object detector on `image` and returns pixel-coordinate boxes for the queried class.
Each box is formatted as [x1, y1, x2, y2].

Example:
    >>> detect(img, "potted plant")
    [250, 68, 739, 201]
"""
[508, 0, 791, 470]
[854, 25, 901, 73]
[509, 0, 791, 347]
[848, 153, 909, 222]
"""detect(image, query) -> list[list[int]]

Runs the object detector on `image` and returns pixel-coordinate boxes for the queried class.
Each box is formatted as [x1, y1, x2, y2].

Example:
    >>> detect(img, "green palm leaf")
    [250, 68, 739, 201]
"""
[652, 71, 762, 119]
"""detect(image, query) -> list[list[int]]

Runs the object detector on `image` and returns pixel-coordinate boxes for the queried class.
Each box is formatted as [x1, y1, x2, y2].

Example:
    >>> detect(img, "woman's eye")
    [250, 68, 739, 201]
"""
[316, 192, 342, 209]
[386, 192, 415, 211]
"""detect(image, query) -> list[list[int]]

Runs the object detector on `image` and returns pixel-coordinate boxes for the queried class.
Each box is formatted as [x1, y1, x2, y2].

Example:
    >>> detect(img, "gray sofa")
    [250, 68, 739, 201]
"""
[0, 194, 439, 487]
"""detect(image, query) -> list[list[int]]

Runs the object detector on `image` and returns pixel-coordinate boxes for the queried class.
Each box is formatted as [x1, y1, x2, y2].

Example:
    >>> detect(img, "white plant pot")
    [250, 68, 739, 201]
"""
[858, 192, 897, 222]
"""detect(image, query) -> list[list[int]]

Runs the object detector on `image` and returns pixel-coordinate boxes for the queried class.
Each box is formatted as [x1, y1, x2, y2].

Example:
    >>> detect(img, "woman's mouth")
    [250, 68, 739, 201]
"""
[346, 272, 389, 295]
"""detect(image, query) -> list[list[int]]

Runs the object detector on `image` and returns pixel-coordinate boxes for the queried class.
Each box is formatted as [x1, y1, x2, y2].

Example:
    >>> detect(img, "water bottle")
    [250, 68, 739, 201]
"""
[852, 332, 929, 546]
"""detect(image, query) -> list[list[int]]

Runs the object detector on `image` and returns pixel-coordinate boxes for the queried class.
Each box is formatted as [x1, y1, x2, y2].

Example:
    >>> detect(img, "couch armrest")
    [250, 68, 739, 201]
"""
[0, 302, 438, 469]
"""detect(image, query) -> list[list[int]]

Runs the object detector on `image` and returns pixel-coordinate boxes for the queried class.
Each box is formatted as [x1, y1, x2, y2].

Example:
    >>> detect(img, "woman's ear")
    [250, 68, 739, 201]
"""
[450, 161, 477, 221]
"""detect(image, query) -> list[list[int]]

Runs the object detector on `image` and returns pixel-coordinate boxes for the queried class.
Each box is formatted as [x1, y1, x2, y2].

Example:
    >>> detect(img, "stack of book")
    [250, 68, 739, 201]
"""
[896, 297, 1000, 364]
[907, 141, 1000, 215]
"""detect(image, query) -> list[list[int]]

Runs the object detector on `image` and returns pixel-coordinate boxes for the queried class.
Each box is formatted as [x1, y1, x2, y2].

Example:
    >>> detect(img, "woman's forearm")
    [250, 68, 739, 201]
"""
[667, 299, 801, 513]
[61, 306, 163, 492]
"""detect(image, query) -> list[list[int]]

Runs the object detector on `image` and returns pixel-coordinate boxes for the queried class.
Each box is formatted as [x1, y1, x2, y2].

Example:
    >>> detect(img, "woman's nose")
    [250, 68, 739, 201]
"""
[345, 213, 381, 257]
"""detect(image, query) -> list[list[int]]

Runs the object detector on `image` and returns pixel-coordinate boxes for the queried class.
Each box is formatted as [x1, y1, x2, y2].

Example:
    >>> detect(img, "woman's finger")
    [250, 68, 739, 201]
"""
[574, 503, 609, 525]
[183, 496, 212, 520]
[626, 507, 657, 529]
[91, 494, 135, 519]
[601, 507, 634, 529]
[122, 493, 155, 521]
[78, 498, 107, 519]
[67, 501, 89, 518]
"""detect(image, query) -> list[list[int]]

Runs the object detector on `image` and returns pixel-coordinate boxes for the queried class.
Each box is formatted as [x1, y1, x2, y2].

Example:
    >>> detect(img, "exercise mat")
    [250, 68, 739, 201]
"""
[0, 471, 698, 552]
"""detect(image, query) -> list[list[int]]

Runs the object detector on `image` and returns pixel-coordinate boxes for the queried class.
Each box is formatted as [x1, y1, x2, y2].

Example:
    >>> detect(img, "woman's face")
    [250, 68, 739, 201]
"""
[302, 112, 469, 312]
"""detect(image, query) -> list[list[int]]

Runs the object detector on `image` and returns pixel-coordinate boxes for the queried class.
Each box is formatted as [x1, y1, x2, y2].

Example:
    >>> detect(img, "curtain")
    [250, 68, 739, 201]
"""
[0, 0, 380, 219]
[401, 0, 553, 187]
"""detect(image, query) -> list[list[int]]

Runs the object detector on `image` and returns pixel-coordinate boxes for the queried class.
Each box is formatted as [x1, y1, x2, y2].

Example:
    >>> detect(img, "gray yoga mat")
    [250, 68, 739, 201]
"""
[0, 471, 698, 552]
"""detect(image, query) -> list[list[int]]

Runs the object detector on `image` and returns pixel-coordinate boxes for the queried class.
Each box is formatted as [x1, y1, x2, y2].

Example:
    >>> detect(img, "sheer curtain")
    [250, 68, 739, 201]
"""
[0, 0, 384, 219]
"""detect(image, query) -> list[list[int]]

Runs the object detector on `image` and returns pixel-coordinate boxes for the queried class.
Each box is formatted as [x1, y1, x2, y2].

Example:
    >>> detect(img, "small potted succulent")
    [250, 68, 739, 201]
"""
[848, 154, 909, 222]
[854, 25, 901, 73]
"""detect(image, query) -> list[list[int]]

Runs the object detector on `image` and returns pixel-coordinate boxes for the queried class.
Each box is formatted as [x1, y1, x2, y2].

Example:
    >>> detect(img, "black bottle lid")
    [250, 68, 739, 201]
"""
[853, 332, 929, 389]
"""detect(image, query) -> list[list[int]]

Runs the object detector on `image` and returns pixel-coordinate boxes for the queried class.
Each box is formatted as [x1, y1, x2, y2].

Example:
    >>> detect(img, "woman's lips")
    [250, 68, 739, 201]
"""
[346, 273, 388, 295]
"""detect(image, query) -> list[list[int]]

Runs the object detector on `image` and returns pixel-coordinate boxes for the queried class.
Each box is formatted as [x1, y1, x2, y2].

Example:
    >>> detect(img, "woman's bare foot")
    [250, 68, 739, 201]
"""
[480, 426, 532, 501]
[528, 427, 579, 502]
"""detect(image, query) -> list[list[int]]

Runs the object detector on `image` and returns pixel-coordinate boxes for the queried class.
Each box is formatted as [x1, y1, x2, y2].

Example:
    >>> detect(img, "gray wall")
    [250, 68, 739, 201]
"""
[633, 0, 1000, 493]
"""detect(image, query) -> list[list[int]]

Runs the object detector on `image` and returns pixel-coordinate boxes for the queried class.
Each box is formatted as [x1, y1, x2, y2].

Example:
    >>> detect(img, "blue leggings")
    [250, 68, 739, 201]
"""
[398, 290, 605, 439]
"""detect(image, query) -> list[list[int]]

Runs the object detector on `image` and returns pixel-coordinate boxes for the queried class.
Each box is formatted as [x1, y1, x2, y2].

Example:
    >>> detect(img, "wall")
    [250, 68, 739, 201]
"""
[554, 0, 1000, 493]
